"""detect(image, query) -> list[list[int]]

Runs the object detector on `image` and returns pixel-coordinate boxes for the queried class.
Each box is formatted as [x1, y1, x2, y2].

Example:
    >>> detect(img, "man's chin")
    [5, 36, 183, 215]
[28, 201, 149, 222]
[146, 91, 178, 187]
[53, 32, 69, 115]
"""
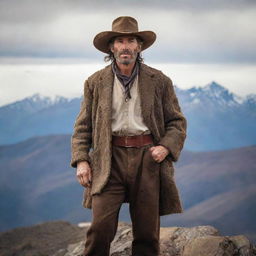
[122, 61, 131, 65]
[117, 58, 135, 65]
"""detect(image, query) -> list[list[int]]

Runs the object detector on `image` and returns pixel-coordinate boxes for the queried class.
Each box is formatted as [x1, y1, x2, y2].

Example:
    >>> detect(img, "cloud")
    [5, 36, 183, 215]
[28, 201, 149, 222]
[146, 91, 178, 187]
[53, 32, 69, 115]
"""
[1, 0, 255, 24]
[0, 0, 255, 63]
[1, 60, 256, 107]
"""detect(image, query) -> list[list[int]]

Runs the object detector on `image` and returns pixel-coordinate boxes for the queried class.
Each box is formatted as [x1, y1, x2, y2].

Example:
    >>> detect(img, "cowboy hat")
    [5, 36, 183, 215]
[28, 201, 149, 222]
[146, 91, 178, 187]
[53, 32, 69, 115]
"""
[93, 16, 156, 54]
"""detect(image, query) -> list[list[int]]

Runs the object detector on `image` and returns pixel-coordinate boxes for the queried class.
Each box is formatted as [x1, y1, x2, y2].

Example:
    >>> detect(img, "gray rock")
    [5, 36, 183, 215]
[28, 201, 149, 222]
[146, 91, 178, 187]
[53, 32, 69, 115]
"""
[53, 241, 85, 256]
[182, 235, 236, 256]
[52, 248, 67, 256]
[110, 227, 132, 256]
[228, 235, 255, 256]
[58, 223, 256, 256]
[159, 225, 219, 255]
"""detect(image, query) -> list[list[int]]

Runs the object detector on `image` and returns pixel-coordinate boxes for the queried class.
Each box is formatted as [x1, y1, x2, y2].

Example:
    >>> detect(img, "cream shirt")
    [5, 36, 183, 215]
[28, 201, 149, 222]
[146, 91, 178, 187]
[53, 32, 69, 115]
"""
[111, 74, 150, 136]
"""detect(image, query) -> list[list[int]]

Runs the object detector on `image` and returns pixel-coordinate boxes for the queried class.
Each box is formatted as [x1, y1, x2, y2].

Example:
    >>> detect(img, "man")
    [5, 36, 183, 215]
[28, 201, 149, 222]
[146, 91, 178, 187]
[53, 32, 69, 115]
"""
[70, 16, 187, 256]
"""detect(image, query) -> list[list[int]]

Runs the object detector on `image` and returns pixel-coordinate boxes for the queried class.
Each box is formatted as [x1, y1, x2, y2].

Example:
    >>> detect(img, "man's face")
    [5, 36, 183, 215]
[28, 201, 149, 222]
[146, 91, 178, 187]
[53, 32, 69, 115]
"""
[110, 36, 141, 65]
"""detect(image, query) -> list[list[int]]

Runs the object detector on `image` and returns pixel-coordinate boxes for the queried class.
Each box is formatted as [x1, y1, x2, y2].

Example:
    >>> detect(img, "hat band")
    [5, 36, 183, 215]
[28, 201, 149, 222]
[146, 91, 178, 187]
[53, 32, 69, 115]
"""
[113, 30, 139, 33]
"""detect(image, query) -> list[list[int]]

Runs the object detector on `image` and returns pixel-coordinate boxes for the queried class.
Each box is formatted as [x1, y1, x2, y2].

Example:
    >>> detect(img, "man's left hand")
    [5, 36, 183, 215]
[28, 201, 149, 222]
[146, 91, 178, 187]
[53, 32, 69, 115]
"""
[149, 145, 169, 163]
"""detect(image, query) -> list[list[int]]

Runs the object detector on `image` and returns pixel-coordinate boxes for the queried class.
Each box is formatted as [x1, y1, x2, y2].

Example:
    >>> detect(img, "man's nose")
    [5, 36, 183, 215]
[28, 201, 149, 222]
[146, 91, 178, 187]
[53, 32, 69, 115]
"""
[121, 40, 130, 48]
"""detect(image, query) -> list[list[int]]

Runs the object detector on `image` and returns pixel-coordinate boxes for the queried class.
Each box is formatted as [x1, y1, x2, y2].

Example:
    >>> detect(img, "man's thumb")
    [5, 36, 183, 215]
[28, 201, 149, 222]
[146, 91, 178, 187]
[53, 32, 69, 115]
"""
[149, 146, 155, 152]
[88, 169, 92, 182]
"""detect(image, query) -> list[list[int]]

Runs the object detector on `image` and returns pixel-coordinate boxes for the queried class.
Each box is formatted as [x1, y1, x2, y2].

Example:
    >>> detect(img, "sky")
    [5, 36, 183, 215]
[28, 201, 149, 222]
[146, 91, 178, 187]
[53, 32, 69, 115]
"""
[0, 0, 256, 106]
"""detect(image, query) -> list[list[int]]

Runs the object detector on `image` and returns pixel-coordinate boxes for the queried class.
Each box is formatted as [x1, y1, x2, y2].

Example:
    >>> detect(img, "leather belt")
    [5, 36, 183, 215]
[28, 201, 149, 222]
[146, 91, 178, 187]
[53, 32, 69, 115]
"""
[112, 134, 153, 147]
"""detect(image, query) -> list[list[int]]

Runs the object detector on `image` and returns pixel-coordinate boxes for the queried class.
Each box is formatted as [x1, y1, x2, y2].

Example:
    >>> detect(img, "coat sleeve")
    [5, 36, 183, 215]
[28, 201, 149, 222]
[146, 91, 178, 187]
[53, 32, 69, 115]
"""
[158, 77, 187, 162]
[70, 79, 92, 168]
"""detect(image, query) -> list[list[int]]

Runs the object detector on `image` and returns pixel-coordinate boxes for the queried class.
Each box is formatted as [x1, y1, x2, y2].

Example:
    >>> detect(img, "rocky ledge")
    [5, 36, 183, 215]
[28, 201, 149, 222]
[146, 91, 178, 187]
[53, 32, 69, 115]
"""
[1, 221, 255, 256]
[54, 222, 256, 256]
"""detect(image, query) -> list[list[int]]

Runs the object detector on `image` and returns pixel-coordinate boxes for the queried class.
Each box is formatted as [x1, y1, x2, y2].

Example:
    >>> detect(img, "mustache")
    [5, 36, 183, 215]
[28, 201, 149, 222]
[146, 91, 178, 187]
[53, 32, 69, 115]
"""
[119, 49, 133, 55]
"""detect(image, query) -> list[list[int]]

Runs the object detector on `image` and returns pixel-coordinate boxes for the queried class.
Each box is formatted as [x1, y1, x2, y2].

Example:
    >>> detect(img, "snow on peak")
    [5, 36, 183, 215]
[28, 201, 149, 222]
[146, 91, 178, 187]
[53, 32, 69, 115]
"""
[245, 94, 256, 104]
[186, 81, 243, 107]
[28, 93, 52, 105]
[203, 81, 228, 94]
[27, 93, 68, 106]
[0, 93, 69, 113]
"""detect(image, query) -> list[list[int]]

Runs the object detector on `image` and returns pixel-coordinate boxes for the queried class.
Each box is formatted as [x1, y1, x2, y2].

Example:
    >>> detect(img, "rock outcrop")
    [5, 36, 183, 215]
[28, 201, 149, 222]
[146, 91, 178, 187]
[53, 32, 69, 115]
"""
[0, 220, 255, 256]
[54, 222, 256, 256]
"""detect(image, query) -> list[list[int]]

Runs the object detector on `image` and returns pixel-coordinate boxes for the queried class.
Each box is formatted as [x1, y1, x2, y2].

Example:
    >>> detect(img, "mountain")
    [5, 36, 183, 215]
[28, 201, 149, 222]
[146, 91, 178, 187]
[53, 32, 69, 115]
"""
[0, 93, 76, 145]
[0, 82, 256, 151]
[0, 134, 255, 243]
[174, 81, 256, 151]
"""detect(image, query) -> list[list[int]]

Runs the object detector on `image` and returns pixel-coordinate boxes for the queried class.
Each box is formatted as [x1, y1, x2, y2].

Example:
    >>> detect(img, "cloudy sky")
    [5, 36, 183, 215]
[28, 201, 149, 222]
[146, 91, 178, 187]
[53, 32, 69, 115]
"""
[0, 0, 256, 105]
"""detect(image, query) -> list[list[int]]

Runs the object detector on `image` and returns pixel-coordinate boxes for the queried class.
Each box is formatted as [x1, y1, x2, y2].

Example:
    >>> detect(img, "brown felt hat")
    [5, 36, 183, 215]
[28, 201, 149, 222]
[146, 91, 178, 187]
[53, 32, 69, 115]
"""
[93, 16, 156, 53]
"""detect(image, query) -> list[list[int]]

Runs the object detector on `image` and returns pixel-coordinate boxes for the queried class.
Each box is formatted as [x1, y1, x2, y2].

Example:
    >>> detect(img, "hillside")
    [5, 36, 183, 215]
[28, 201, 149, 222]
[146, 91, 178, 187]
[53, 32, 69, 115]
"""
[0, 221, 87, 256]
[0, 134, 255, 242]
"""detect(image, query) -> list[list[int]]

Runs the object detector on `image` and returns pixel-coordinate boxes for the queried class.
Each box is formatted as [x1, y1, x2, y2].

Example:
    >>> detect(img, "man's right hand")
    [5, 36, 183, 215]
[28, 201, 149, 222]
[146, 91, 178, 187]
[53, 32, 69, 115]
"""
[76, 161, 92, 188]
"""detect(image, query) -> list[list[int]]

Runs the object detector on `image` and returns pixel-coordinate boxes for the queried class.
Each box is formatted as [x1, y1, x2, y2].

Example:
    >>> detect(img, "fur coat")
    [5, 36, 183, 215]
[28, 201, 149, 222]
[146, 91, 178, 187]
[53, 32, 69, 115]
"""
[70, 63, 187, 216]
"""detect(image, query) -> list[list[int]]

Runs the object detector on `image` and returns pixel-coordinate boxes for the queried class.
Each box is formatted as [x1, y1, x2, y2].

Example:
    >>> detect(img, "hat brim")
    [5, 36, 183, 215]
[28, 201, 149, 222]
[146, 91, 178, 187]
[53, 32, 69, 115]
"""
[93, 31, 156, 54]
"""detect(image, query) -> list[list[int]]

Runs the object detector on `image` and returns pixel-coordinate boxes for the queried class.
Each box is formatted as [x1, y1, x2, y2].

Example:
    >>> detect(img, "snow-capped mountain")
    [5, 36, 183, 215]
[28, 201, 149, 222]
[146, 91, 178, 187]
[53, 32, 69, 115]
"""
[0, 93, 70, 114]
[0, 82, 255, 151]
[176, 81, 249, 108]
[173, 81, 256, 150]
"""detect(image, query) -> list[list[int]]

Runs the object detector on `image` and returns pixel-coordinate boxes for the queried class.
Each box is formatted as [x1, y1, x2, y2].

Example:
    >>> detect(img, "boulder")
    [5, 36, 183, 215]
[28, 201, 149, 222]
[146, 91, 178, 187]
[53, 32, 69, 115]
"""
[58, 222, 256, 256]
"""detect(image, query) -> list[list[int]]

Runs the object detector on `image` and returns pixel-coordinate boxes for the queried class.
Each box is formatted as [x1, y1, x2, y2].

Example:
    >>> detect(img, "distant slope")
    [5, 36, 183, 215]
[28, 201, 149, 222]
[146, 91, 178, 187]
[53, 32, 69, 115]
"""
[0, 134, 255, 242]
[164, 185, 256, 241]
[0, 81, 256, 151]
[175, 145, 256, 209]
[162, 145, 256, 242]
[0, 221, 87, 256]
[0, 134, 89, 231]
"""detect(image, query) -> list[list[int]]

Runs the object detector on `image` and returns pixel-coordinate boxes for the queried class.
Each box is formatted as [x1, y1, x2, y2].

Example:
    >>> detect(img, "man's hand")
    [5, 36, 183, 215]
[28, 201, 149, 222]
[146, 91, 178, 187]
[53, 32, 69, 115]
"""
[76, 161, 92, 188]
[149, 145, 169, 163]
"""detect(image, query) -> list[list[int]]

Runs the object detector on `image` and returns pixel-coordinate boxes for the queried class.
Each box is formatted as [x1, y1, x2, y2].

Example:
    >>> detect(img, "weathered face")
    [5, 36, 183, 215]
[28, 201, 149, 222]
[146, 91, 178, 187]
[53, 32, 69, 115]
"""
[110, 36, 142, 65]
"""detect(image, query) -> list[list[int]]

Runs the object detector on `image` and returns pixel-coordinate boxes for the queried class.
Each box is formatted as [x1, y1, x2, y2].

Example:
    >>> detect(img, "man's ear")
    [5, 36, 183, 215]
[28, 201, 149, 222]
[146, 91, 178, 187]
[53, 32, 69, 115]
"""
[110, 45, 114, 53]
[137, 42, 142, 52]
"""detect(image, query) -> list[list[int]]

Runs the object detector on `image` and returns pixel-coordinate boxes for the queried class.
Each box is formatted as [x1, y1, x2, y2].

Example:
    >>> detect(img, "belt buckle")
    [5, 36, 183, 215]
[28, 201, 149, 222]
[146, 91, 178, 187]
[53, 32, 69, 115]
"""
[125, 136, 129, 147]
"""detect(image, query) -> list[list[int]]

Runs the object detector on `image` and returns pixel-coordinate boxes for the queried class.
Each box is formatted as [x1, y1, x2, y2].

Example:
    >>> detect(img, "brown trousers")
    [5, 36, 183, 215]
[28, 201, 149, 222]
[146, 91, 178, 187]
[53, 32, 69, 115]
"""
[83, 143, 160, 256]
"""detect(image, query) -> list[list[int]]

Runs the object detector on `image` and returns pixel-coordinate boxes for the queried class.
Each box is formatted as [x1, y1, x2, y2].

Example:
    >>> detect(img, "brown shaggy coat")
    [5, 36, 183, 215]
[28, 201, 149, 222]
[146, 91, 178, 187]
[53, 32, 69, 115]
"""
[70, 63, 187, 216]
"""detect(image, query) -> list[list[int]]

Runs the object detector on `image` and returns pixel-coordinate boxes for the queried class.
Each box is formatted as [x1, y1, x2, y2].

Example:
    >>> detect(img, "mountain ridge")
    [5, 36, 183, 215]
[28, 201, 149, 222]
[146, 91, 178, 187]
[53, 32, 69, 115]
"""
[0, 81, 256, 151]
[1, 81, 255, 109]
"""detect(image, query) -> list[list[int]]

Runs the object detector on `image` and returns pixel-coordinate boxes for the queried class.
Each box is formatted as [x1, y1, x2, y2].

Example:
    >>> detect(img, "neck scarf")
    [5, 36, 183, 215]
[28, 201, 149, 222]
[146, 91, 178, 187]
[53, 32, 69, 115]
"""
[111, 61, 139, 101]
